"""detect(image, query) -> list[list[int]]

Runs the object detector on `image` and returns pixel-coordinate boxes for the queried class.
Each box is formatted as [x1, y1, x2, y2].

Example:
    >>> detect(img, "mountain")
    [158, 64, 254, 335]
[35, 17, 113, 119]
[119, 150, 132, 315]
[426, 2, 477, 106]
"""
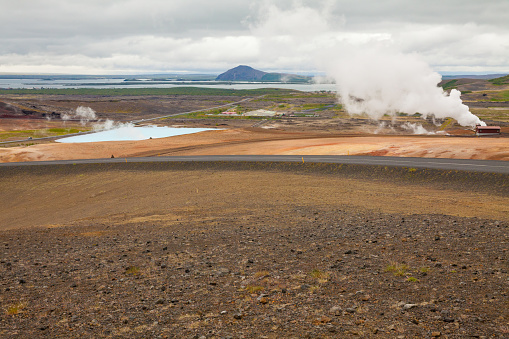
[216, 65, 311, 83]
[216, 65, 266, 81]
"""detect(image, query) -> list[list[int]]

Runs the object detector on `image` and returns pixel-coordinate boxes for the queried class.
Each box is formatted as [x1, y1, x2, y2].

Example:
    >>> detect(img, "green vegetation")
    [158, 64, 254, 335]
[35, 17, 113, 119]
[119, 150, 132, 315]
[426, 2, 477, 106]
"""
[0, 87, 299, 97]
[260, 92, 333, 100]
[384, 263, 410, 276]
[0, 127, 86, 141]
[419, 267, 430, 274]
[441, 79, 458, 90]
[174, 109, 263, 120]
[47, 128, 83, 135]
[439, 118, 454, 130]
[5, 302, 26, 315]
[0, 129, 37, 140]
[245, 285, 264, 293]
[490, 89, 509, 102]
[406, 277, 419, 282]
[125, 266, 140, 275]
[301, 103, 335, 110]
[309, 269, 325, 279]
[310, 269, 330, 283]
[489, 74, 509, 85]
[470, 107, 509, 122]
[254, 270, 270, 278]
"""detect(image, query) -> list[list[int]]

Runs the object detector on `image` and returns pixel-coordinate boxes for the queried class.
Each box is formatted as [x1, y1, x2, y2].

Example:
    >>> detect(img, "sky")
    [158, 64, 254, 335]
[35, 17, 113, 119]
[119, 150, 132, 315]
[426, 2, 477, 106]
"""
[0, 0, 508, 75]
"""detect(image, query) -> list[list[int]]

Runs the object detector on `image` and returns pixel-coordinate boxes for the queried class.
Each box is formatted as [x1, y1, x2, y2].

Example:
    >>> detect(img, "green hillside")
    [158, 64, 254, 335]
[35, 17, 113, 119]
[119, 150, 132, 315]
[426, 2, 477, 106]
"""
[489, 74, 509, 85]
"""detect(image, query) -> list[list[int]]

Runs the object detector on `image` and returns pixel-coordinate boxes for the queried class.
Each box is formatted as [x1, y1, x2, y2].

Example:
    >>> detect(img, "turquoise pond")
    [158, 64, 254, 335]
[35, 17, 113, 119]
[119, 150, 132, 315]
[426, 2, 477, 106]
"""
[56, 126, 215, 143]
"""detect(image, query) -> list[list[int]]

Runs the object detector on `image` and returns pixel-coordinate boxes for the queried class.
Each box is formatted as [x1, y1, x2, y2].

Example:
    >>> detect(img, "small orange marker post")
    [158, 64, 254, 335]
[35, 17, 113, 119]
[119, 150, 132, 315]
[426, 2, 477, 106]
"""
[125, 158, 127, 163]
[302, 157, 304, 163]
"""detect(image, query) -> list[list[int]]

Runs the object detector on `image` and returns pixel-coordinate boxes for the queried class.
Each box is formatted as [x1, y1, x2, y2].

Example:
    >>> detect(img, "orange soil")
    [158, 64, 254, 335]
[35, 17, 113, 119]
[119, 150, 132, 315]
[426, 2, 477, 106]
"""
[1, 128, 508, 163]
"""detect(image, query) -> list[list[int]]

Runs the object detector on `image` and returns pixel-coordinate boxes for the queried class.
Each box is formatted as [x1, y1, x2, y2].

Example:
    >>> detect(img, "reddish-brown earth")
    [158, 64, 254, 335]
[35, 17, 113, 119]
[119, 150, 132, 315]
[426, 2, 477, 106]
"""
[1, 128, 509, 163]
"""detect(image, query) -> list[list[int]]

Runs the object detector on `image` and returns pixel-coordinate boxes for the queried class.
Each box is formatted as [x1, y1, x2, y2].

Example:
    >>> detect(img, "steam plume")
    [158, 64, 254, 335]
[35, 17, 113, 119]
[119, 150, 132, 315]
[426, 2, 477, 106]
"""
[322, 47, 485, 127]
[251, 3, 485, 128]
[62, 106, 133, 131]
[62, 106, 98, 124]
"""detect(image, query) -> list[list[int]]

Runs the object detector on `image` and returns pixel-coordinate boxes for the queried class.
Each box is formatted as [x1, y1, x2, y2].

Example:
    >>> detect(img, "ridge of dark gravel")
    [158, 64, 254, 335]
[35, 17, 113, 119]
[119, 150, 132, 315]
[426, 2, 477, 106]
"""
[1, 205, 508, 338]
[1, 160, 508, 197]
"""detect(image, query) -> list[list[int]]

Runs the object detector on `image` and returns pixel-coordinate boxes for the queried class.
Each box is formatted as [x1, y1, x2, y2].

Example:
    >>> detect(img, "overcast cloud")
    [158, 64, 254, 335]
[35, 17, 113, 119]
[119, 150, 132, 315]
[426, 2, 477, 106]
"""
[0, 0, 508, 74]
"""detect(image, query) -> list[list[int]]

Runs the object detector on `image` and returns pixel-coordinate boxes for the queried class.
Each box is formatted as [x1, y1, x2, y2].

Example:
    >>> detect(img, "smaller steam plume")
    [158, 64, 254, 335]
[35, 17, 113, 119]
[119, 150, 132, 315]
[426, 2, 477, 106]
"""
[62, 106, 98, 124]
[323, 47, 485, 128]
[62, 106, 133, 131]
[401, 122, 447, 135]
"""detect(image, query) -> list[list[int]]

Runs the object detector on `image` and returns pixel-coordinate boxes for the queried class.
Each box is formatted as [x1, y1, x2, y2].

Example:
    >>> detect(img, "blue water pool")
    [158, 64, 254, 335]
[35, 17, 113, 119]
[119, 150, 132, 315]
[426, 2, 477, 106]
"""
[56, 126, 215, 143]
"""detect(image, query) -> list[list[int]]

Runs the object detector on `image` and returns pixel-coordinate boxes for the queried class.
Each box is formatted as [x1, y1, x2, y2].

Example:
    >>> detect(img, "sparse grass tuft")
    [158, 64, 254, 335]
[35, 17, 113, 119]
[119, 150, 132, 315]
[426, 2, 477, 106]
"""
[419, 267, 430, 273]
[254, 270, 270, 278]
[406, 277, 419, 282]
[385, 263, 410, 276]
[125, 266, 140, 275]
[310, 269, 330, 283]
[245, 285, 264, 293]
[309, 285, 321, 293]
[6, 302, 26, 315]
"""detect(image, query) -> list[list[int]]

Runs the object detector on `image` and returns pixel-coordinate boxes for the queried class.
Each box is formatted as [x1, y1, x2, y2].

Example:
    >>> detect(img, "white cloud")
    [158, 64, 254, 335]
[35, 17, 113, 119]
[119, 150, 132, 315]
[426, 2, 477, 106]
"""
[0, 0, 508, 74]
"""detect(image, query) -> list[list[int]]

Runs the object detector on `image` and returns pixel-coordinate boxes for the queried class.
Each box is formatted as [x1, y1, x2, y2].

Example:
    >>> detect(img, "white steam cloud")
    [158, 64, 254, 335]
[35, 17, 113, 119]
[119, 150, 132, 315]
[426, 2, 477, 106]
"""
[62, 106, 98, 124]
[92, 119, 135, 132]
[62, 106, 133, 131]
[322, 47, 485, 127]
[401, 122, 448, 135]
[252, 3, 485, 128]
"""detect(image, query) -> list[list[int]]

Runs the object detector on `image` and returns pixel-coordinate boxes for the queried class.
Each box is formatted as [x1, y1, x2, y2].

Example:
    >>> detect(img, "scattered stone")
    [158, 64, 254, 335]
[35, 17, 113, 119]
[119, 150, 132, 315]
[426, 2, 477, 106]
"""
[0, 194, 505, 338]
[300, 284, 310, 290]
[216, 267, 230, 276]
[258, 297, 269, 304]
[329, 306, 342, 316]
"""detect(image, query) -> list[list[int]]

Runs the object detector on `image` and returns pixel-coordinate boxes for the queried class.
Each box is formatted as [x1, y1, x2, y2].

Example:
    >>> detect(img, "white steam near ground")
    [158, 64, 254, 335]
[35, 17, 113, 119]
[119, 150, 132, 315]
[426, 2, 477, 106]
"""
[62, 106, 134, 131]
[321, 47, 485, 129]
[252, 3, 486, 132]
[61, 106, 97, 124]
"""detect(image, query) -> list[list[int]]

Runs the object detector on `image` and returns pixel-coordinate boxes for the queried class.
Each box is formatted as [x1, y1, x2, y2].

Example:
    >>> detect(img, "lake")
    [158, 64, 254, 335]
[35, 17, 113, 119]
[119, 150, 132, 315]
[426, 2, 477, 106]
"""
[0, 78, 336, 92]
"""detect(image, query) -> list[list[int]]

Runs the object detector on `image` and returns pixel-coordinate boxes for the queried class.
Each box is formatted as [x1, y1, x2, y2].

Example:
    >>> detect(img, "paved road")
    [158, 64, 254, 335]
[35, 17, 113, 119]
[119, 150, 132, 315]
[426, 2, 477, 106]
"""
[0, 155, 507, 174]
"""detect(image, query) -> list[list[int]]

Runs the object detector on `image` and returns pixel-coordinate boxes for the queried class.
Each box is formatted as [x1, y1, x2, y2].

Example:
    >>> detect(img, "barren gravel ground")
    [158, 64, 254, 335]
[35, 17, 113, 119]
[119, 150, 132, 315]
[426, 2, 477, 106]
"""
[0, 162, 508, 338]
